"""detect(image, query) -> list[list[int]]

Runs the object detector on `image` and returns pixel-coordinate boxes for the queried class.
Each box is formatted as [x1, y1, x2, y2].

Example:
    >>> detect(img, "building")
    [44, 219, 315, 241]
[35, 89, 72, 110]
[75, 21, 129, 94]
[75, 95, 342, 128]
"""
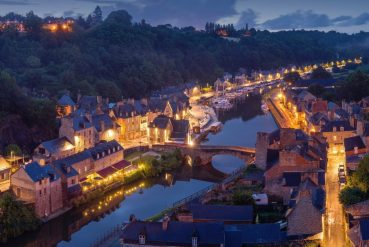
[0, 156, 11, 192]
[121, 220, 224, 247]
[33, 137, 75, 164]
[148, 115, 190, 144]
[348, 219, 369, 247]
[286, 181, 324, 240]
[344, 135, 367, 157]
[120, 218, 286, 247]
[59, 113, 95, 153]
[176, 204, 253, 224]
[260, 129, 326, 203]
[322, 120, 356, 147]
[113, 99, 149, 142]
[91, 113, 120, 142]
[56, 94, 75, 118]
[11, 162, 63, 218]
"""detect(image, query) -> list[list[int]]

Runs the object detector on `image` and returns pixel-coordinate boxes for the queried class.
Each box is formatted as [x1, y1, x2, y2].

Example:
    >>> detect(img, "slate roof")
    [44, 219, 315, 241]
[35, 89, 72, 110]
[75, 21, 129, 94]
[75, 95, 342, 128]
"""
[297, 90, 316, 102]
[224, 224, 286, 245]
[360, 219, 369, 240]
[286, 188, 324, 238]
[52, 162, 79, 178]
[89, 140, 123, 160]
[149, 115, 172, 129]
[187, 204, 253, 222]
[41, 137, 74, 154]
[115, 101, 149, 118]
[78, 96, 99, 111]
[58, 94, 75, 106]
[344, 136, 366, 152]
[148, 98, 167, 112]
[92, 114, 116, 132]
[70, 115, 93, 131]
[346, 199, 369, 218]
[363, 123, 369, 137]
[170, 119, 189, 140]
[328, 101, 339, 111]
[321, 120, 354, 132]
[23, 162, 59, 182]
[335, 108, 349, 119]
[121, 221, 224, 245]
[283, 172, 301, 187]
[309, 112, 329, 125]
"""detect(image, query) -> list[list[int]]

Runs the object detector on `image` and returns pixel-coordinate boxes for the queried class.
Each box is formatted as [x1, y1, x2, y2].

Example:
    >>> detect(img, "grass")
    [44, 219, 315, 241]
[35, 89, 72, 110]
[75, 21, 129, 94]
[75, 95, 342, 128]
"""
[146, 207, 174, 222]
[125, 151, 145, 161]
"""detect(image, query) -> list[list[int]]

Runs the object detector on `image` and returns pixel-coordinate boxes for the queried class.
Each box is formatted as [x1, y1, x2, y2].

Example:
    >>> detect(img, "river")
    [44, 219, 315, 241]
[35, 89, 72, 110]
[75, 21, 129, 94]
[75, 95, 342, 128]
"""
[4, 94, 277, 247]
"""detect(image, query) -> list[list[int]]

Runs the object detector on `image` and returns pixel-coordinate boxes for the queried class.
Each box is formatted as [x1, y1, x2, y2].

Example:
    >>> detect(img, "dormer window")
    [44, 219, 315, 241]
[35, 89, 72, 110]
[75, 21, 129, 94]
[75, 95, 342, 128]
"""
[340, 126, 344, 131]
[97, 153, 100, 159]
[192, 237, 198, 247]
[354, 146, 358, 154]
[333, 127, 337, 132]
[139, 234, 145, 245]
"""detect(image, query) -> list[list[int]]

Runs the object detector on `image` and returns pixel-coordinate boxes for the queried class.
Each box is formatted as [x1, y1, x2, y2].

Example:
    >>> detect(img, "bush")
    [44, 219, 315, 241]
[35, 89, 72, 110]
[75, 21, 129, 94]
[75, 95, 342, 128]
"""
[339, 187, 366, 206]
[232, 190, 255, 205]
[0, 192, 40, 242]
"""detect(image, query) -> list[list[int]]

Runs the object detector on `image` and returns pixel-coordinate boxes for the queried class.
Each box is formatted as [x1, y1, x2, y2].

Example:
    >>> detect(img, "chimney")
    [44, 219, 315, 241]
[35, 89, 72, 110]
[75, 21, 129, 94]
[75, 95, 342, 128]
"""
[162, 214, 170, 230]
[129, 214, 136, 222]
[100, 120, 105, 131]
[141, 98, 148, 106]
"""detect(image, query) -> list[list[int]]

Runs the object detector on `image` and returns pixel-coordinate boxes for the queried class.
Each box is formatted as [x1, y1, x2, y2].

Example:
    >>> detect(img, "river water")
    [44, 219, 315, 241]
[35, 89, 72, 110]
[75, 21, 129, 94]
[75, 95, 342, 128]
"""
[5, 94, 277, 247]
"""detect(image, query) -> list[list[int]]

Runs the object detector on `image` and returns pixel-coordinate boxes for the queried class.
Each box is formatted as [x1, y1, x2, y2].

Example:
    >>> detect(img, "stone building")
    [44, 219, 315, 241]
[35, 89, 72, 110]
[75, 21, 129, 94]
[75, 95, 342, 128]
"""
[59, 113, 95, 153]
[56, 94, 75, 118]
[322, 120, 356, 149]
[113, 99, 149, 142]
[11, 162, 63, 218]
[0, 156, 11, 192]
[148, 115, 190, 144]
[33, 137, 75, 165]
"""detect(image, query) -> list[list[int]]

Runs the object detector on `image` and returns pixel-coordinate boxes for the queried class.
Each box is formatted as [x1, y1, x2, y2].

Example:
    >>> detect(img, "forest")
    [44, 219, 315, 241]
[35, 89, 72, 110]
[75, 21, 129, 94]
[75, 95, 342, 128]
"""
[0, 7, 368, 153]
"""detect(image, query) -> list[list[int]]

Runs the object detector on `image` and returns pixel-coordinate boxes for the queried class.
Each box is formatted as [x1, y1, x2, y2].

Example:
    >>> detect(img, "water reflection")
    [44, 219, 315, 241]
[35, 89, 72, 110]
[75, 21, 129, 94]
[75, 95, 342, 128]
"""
[4, 166, 225, 247]
[205, 95, 277, 147]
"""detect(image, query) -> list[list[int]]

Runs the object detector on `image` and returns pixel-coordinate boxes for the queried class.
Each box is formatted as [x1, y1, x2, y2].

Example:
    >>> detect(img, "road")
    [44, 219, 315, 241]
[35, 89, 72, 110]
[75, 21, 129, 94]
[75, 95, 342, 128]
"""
[325, 147, 345, 246]
[267, 96, 298, 129]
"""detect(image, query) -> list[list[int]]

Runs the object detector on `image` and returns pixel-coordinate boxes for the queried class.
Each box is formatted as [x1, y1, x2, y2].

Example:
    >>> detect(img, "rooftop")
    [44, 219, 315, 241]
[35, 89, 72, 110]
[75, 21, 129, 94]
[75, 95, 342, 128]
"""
[187, 204, 253, 222]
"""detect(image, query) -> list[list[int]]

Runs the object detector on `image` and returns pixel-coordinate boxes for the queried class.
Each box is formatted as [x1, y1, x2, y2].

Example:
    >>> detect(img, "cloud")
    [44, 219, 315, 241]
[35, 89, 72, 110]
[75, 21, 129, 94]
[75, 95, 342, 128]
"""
[261, 10, 331, 30]
[217, 8, 257, 29]
[92, 0, 238, 28]
[0, 0, 32, 5]
[63, 10, 75, 17]
[337, 12, 369, 26]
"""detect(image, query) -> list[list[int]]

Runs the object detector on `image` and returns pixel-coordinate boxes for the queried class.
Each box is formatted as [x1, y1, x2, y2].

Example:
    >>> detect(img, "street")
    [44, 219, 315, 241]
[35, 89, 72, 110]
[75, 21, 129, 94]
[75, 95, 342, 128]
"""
[325, 147, 345, 246]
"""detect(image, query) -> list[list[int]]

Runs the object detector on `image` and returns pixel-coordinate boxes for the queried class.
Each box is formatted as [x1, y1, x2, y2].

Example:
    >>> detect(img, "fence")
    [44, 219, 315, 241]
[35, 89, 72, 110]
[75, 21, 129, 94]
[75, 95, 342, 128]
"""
[172, 165, 246, 208]
[90, 225, 121, 247]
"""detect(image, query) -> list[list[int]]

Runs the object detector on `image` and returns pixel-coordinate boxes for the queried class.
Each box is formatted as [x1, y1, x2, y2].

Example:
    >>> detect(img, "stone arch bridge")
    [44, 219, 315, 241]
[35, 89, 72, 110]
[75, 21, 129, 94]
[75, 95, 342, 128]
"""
[151, 143, 256, 166]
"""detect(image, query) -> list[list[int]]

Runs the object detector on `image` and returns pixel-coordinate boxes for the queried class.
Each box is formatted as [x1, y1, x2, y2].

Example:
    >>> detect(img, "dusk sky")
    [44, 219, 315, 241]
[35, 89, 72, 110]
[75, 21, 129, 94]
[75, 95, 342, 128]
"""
[1, 0, 369, 33]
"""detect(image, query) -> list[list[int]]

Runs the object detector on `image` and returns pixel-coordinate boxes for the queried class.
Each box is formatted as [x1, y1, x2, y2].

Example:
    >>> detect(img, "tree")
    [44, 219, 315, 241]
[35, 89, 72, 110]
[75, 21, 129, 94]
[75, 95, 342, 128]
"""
[284, 71, 301, 83]
[336, 71, 369, 101]
[23, 11, 43, 34]
[0, 192, 40, 242]
[91, 6, 103, 25]
[95, 80, 122, 102]
[4, 144, 22, 157]
[308, 83, 325, 97]
[351, 155, 369, 193]
[104, 10, 132, 26]
[339, 187, 366, 206]
[310, 66, 333, 80]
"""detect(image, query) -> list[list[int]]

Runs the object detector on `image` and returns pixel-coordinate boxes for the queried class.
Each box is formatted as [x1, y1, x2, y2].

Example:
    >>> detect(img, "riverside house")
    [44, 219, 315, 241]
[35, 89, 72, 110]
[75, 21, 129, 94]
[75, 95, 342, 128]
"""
[11, 162, 63, 218]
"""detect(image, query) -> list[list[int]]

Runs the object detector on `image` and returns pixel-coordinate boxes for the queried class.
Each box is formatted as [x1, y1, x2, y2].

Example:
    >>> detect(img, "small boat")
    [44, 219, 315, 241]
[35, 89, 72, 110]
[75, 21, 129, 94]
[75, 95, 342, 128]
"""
[261, 102, 269, 113]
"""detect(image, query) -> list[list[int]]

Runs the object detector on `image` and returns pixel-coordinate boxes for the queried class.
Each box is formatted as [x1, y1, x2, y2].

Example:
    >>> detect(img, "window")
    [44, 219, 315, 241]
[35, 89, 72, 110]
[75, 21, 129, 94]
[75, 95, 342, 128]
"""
[44, 188, 46, 195]
[71, 179, 75, 185]
[192, 237, 198, 247]
[340, 126, 344, 131]
[333, 135, 337, 141]
[354, 146, 359, 154]
[39, 190, 42, 196]
[138, 235, 145, 245]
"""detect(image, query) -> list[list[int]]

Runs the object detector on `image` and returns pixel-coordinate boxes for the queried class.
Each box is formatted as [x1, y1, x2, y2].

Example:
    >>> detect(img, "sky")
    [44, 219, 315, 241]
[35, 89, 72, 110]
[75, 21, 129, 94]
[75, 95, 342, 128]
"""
[0, 0, 369, 33]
